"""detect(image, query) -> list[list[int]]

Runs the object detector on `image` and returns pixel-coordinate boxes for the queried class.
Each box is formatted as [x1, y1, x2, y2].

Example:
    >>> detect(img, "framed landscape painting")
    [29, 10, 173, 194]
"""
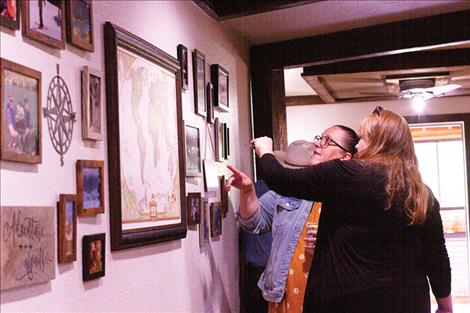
[65, 0, 94, 51]
[184, 121, 202, 177]
[211, 64, 229, 112]
[1, 58, 42, 164]
[58, 194, 77, 263]
[104, 22, 187, 250]
[76, 159, 104, 216]
[0, 0, 20, 30]
[22, 0, 66, 49]
[82, 233, 105, 281]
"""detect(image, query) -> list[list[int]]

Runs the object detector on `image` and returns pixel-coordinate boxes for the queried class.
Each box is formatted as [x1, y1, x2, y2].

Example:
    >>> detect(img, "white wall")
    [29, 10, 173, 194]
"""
[287, 97, 470, 143]
[0, 1, 252, 312]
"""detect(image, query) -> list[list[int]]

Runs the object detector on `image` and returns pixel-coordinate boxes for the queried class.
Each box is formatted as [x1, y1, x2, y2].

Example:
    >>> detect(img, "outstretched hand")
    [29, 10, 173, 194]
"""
[226, 164, 254, 193]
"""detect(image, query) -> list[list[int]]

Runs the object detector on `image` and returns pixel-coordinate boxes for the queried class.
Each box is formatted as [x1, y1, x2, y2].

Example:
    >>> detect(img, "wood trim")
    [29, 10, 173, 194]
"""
[285, 95, 325, 106]
[301, 75, 335, 103]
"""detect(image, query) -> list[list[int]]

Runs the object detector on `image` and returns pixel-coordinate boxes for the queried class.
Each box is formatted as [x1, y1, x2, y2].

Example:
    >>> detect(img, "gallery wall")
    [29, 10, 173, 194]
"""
[1, 1, 251, 312]
[286, 97, 470, 143]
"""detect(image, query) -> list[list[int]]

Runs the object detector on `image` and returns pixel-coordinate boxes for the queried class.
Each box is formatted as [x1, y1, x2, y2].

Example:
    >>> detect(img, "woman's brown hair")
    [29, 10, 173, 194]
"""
[356, 108, 429, 225]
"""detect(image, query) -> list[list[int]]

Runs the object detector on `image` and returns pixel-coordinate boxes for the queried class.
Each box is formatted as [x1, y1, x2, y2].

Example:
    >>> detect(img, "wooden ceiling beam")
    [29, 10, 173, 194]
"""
[285, 95, 325, 106]
[301, 76, 335, 103]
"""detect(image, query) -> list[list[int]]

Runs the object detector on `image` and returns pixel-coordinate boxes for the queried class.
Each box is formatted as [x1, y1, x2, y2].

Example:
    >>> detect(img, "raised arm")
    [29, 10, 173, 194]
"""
[226, 164, 259, 219]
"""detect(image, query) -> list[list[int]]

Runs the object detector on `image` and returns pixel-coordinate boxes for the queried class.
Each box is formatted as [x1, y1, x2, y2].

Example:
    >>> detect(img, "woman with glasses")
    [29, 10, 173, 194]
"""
[249, 108, 452, 313]
[227, 125, 358, 313]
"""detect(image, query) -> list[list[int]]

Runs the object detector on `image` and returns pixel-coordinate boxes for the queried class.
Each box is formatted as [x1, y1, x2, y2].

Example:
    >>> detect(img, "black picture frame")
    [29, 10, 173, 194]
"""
[206, 82, 214, 124]
[211, 64, 229, 112]
[0, 0, 20, 30]
[192, 49, 206, 117]
[177, 44, 188, 90]
[82, 233, 105, 281]
[104, 22, 187, 251]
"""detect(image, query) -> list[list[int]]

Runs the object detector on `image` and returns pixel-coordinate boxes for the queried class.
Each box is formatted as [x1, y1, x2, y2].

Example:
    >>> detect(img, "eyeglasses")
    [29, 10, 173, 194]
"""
[373, 106, 384, 115]
[313, 135, 349, 152]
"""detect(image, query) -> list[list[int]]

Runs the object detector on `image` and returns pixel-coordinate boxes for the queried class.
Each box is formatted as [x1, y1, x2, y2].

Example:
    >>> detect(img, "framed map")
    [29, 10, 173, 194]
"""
[104, 22, 187, 250]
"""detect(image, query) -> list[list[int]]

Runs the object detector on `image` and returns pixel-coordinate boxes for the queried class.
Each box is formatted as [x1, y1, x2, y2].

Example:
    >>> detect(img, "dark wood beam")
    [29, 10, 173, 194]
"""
[285, 95, 325, 106]
[301, 76, 335, 103]
[303, 49, 470, 76]
[251, 10, 470, 69]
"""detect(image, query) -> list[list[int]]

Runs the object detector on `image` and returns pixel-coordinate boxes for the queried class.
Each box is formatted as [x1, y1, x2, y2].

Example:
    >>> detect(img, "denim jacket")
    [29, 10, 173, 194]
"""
[238, 180, 313, 303]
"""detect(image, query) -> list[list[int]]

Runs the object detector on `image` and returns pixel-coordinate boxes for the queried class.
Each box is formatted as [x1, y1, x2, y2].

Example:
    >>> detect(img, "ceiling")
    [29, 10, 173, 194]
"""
[194, 1, 470, 104]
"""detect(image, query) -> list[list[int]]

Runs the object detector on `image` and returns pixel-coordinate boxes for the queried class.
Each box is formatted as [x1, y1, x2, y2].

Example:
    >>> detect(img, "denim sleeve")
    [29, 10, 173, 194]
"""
[238, 186, 278, 234]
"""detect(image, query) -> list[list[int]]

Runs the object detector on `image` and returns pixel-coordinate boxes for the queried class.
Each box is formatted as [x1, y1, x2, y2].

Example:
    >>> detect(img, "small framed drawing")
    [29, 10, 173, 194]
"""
[184, 122, 202, 177]
[211, 64, 229, 112]
[1, 58, 42, 164]
[65, 0, 94, 52]
[0, 0, 20, 30]
[206, 82, 214, 124]
[210, 201, 222, 237]
[58, 194, 77, 263]
[199, 199, 210, 247]
[192, 49, 206, 117]
[187, 192, 201, 225]
[214, 118, 225, 162]
[82, 233, 105, 281]
[81, 66, 103, 140]
[177, 44, 189, 90]
[220, 176, 228, 217]
[76, 159, 105, 216]
[22, 0, 66, 49]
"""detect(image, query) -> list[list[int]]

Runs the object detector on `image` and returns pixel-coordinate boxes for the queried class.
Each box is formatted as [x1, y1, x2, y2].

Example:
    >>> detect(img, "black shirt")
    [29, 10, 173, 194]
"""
[259, 154, 451, 313]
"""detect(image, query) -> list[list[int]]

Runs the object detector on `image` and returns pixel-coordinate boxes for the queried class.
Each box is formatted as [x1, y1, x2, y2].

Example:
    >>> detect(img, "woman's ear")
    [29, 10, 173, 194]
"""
[341, 152, 353, 160]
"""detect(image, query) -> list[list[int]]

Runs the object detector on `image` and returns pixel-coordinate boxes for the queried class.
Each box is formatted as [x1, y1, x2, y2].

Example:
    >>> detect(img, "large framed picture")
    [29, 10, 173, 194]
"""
[0, 0, 20, 30]
[57, 194, 77, 263]
[184, 121, 202, 177]
[76, 159, 105, 216]
[65, 0, 94, 52]
[81, 66, 103, 140]
[177, 44, 188, 91]
[211, 64, 229, 112]
[82, 233, 105, 281]
[1, 206, 55, 291]
[22, 0, 66, 49]
[187, 192, 201, 225]
[1, 58, 42, 164]
[104, 22, 187, 250]
[192, 49, 206, 117]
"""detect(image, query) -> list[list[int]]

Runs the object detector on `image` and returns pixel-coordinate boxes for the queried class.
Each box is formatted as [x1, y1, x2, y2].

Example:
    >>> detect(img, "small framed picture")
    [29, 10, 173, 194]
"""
[1, 58, 42, 164]
[76, 159, 105, 216]
[57, 194, 77, 263]
[187, 192, 201, 225]
[220, 176, 228, 217]
[81, 66, 103, 140]
[203, 159, 219, 198]
[192, 49, 206, 117]
[224, 124, 230, 159]
[82, 233, 105, 281]
[0, 0, 20, 30]
[177, 44, 188, 90]
[210, 201, 222, 237]
[22, 0, 66, 49]
[65, 0, 94, 52]
[184, 122, 202, 177]
[206, 82, 214, 124]
[211, 64, 229, 112]
[214, 118, 225, 162]
[199, 199, 210, 247]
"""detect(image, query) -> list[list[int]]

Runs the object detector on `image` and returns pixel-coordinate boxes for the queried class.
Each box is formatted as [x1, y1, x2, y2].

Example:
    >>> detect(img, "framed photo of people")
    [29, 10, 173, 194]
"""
[22, 0, 66, 49]
[0, 0, 20, 30]
[57, 194, 77, 263]
[187, 192, 201, 225]
[1, 58, 42, 164]
[76, 159, 105, 216]
[184, 121, 202, 177]
[211, 64, 229, 112]
[177, 44, 189, 91]
[104, 22, 187, 251]
[82, 233, 105, 281]
[65, 0, 94, 51]
[81, 66, 103, 140]
[192, 49, 206, 117]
